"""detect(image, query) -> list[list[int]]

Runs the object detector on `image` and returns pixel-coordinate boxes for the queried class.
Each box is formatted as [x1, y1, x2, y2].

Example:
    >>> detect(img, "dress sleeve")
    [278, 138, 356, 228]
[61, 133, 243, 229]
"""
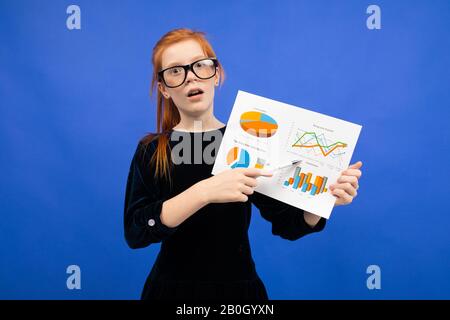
[249, 191, 327, 241]
[123, 141, 178, 249]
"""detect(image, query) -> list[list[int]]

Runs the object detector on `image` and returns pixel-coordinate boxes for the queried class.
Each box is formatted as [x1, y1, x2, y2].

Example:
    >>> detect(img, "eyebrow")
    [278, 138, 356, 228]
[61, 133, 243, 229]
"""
[164, 55, 208, 68]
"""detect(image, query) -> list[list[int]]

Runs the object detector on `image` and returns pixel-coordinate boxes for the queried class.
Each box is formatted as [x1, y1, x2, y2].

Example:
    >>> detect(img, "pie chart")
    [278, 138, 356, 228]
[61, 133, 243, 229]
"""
[226, 147, 250, 168]
[240, 111, 278, 138]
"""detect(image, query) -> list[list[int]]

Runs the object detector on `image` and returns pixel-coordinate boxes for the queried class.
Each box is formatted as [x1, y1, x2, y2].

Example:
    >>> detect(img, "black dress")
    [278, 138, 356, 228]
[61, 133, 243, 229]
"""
[123, 125, 326, 300]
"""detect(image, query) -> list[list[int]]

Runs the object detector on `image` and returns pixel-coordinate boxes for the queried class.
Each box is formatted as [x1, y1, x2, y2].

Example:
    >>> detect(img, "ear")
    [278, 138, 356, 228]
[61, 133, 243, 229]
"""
[158, 82, 170, 99]
[214, 70, 220, 87]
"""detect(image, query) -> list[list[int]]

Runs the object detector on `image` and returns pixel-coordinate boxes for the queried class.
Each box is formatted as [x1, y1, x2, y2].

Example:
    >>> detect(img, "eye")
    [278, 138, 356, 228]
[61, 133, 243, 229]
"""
[168, 67, 183, 76]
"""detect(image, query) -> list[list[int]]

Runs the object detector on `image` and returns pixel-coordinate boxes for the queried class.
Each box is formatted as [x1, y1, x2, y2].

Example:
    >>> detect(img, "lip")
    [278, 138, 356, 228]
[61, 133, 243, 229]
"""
[187, 92, 204, 101]
[186, 87, 204, 97]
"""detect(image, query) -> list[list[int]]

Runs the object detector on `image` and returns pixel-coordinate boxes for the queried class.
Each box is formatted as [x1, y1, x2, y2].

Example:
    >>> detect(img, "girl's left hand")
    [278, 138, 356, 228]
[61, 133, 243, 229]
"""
[330, 161, 363, 206]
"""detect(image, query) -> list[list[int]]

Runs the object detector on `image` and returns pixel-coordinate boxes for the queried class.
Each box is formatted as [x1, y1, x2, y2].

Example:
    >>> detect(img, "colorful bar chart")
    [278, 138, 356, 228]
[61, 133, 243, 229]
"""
[282, 166, 328, 196]
[254, 157, 266, 169]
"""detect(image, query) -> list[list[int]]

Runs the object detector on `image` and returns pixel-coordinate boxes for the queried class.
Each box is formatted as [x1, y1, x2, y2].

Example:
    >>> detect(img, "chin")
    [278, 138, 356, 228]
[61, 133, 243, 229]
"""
[186, 100, 212, 111]
[190, 104, 211, 115]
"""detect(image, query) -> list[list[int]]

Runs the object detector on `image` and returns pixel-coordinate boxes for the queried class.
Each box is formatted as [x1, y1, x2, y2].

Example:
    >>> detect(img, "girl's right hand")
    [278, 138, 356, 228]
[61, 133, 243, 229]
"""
[197, 168, 274, 204]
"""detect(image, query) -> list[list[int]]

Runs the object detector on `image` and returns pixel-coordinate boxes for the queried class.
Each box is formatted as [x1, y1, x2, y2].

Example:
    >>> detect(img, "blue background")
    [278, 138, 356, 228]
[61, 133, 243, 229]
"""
[1, 0, 449, 299]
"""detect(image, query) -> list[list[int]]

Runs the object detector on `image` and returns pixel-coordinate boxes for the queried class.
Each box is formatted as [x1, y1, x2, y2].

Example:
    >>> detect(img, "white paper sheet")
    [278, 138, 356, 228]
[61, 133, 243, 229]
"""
[211, 90, 362, 219]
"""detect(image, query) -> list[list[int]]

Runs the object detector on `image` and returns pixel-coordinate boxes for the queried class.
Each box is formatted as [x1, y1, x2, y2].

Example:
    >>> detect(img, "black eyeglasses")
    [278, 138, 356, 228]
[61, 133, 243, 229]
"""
[158, 58, 219, 88]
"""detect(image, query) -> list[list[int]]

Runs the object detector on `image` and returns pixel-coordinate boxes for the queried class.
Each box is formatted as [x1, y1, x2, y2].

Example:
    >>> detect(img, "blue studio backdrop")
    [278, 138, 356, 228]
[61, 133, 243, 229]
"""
[1, 0, 449, 299]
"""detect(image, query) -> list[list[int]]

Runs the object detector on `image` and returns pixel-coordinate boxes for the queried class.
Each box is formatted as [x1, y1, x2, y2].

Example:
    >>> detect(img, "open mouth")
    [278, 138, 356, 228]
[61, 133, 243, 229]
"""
[187, 89, 204, 97]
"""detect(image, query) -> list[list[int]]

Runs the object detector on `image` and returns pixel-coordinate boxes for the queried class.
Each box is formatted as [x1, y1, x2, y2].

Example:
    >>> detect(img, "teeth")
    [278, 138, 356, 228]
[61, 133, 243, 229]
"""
[188, 90, 202, 97]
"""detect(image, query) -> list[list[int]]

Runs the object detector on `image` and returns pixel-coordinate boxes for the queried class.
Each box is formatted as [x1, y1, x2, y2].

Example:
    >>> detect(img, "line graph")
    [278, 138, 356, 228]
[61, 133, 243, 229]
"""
[286, 127, 349, 171]
[291, 131, 347, 157]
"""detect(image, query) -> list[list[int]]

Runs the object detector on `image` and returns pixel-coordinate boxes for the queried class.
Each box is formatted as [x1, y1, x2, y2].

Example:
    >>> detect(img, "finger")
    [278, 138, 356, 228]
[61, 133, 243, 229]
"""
[238, 194, 249, 202]
[330, 182, 357, 197]
[241, 167, 273, 177]
[240, 184, 255, 195]
[242, 176, 258, 188]
[341, 168, 362, 178]
[331, 188, 353, 203]
[348, 161, 363, 170]
[336, 175, 359, 189]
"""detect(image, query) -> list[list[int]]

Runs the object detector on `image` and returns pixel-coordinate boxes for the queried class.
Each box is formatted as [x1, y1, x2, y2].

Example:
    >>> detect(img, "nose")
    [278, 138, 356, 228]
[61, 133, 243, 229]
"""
[185, 67, 198, 84]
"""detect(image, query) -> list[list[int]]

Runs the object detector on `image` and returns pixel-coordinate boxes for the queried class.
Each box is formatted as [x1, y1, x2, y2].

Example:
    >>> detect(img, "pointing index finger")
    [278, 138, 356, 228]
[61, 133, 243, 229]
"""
[242, 168, 273, 177]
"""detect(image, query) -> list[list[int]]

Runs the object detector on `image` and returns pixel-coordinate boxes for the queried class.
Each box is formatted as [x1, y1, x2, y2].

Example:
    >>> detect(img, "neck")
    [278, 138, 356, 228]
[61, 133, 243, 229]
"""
[174, 106, 225, 132]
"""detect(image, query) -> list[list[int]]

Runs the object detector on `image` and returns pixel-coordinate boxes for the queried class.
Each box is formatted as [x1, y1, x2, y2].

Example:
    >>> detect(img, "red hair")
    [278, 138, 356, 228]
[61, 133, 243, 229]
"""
[140, 28, 225, 185]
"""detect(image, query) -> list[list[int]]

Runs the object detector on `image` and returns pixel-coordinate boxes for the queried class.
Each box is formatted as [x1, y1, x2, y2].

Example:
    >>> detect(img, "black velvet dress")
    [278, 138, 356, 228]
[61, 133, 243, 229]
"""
[123, 125, 326, 300]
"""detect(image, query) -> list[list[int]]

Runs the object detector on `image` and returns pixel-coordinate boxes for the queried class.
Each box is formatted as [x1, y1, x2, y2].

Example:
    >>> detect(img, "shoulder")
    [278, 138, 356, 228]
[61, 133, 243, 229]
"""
[133, 132, 170, 167]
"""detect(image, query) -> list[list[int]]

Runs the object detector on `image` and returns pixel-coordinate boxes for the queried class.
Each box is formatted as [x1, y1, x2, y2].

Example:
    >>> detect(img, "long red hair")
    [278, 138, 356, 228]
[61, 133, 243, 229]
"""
[140, 28, 225, 185]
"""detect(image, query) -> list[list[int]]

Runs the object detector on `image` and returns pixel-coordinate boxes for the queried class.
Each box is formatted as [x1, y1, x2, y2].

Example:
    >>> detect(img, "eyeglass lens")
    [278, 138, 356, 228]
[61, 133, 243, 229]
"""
[162, 59, 216, 88]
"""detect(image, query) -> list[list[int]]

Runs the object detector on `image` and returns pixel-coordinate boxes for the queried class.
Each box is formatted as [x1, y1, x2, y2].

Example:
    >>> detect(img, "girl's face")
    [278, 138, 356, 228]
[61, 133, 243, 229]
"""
[158, 39, 219, 117]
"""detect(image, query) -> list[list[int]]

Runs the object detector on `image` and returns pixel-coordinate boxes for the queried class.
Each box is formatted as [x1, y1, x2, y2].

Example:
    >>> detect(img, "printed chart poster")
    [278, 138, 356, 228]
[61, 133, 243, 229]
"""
[212, 90, 362, 219]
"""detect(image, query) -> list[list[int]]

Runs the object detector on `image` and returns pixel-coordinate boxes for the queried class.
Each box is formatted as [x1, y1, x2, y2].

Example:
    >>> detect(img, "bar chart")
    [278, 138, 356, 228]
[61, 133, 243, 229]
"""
[282, 166, 328, 196]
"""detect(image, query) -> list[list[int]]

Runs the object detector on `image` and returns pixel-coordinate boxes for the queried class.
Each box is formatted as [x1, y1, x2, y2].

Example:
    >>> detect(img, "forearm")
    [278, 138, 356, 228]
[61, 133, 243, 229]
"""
[160, 181, 209, 228]
[303, 211, 322, 228]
